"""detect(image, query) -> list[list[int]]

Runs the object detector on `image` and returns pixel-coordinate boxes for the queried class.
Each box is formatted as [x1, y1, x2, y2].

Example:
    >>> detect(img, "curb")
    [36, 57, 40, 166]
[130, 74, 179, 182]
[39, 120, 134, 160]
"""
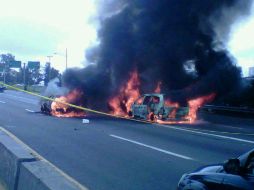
[18, 161, 80, 190]
[0, 128, 88, 190]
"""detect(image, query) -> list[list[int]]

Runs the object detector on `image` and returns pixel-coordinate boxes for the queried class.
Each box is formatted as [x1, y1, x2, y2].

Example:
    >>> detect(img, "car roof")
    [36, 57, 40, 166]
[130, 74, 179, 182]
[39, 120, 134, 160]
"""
[238, 148, 254, 167]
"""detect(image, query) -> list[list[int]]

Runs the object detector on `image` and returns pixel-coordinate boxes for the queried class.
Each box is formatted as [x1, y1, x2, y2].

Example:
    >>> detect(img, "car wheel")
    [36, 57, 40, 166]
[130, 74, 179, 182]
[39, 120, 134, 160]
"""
[128, 111, 133, 117]
[41, 105, 45, 112]
[149, 112, 157, 122]
[133, 115, 139, 119]
[159, 107, 165, 115]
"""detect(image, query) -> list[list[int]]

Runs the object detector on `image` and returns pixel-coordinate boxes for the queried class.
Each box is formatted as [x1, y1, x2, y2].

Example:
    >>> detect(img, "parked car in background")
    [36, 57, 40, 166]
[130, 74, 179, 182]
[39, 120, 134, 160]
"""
[0, 85, 6, 93]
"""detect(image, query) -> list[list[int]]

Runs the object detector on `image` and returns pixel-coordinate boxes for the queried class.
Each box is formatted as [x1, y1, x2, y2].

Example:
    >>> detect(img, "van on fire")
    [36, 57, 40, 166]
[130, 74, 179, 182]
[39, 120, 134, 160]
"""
[128, 93, 189, 121]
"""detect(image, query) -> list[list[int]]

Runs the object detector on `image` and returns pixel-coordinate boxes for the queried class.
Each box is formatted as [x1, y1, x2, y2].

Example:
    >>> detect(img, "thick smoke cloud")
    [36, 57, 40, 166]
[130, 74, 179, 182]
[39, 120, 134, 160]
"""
[63, 0, 253, 109]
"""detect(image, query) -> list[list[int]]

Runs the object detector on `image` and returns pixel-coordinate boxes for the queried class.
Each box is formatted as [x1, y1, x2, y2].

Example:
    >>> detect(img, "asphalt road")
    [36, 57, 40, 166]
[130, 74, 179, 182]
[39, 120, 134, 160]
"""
[0, 90, 254, 190]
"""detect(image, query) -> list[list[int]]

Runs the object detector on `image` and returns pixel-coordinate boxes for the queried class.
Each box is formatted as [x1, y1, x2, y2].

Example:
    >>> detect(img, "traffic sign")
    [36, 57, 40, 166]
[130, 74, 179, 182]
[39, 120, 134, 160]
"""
[9, 61, 21, 68]
[28, 61, 40, 69]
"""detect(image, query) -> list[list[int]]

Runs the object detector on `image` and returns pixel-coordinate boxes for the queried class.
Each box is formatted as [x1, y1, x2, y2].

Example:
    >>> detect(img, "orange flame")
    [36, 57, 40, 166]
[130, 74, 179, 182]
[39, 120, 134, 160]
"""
[157, 93, 216, 124]
[165, 100, 179, 118]
[164, 100, 179, 107]
[186, 93, 216, 122]
[108, 70, 140, 116]
[51, 89, 86, 118]
[108, 70, 215, 124]
[154, 81, 162, 93]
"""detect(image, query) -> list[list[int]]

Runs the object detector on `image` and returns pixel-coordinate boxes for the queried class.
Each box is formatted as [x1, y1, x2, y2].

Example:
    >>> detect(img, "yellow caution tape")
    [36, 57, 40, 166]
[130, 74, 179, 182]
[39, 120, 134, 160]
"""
[0, 82, 152, 124]
[1, 82, 253, 136]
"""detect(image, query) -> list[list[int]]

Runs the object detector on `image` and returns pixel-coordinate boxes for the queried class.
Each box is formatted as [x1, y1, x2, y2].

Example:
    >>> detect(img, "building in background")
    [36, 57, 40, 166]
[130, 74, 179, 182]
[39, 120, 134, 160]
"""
[249, 67, 254, 77]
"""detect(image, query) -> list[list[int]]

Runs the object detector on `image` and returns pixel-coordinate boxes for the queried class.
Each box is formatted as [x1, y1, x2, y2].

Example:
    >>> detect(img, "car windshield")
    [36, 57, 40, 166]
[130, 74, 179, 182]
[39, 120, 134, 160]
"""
[151, 96, 160, 104]
[143, 96, 152, 105]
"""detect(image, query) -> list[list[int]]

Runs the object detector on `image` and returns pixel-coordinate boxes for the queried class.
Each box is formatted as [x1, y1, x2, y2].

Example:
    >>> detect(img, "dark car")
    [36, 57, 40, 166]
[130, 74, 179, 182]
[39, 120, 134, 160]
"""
[177, 149, 254, 190]
[0, 86, 6, 93]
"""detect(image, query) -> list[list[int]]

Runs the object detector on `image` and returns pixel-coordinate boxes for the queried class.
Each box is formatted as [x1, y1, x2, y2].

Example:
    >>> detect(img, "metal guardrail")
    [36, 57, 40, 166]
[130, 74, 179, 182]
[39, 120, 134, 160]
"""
[202, 105, 254, 114]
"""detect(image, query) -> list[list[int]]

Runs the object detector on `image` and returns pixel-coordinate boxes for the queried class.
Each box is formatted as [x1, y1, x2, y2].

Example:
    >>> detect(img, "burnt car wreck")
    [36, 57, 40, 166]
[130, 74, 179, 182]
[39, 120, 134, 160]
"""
[40, 96, 53, 115]
[128, 93, 190, 121]
[40, 95, 85, 117]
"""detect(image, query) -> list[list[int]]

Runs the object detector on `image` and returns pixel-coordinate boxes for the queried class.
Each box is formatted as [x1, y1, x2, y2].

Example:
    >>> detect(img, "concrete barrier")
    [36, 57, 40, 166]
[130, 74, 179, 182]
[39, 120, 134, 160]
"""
[0, 128, 87, 190]
[0, 131, 36, 190]
[18, 161, 80, 190]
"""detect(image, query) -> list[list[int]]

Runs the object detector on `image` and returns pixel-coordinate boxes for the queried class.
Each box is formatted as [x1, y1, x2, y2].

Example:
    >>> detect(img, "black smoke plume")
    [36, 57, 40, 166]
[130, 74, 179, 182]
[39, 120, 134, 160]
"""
[63, 0, 253, 109]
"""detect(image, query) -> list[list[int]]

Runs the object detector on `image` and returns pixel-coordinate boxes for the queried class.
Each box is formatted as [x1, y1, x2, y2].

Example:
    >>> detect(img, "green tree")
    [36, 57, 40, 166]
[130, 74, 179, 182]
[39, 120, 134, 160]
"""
[44, 63, 60, 86]
[0, 53, 15, 65]
[24, 67, 43, 86]
[0, 53, 16, 84]
[17, 67, 24, 84]
[33, 68, 43, 84]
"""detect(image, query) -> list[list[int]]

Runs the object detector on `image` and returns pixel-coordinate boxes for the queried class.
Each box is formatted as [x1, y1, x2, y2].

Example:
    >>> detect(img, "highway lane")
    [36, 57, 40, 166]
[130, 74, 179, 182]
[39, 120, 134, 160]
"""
[0, 90, 254, 190]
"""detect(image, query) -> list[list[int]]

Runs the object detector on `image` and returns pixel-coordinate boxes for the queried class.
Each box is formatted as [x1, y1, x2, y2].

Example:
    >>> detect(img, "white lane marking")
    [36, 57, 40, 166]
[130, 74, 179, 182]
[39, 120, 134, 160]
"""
[25, 109, 35, 113]
[0, 100, 6, 104]
[4, 94, 37, 105]
[157, 124, 254, 144]
[219, 125, 244, 130]
[110, 134, 194, 160]
[0, 127, 88, 190]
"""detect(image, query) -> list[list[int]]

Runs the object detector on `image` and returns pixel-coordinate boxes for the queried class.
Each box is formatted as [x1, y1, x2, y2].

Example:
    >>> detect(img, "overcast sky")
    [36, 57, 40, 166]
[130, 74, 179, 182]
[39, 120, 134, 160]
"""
[0, 0, 97, 72]
[0, 0, 253, 76]
[228, 5, 254, 77]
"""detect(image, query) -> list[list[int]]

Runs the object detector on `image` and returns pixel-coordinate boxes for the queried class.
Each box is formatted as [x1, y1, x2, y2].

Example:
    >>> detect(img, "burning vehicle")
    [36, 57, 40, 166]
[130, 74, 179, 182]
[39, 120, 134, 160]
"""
[128, 93, 189, 122]
[43, 71, 215, 123]
[108, 70, 216, 123]
[40, 96, 53, 114]
[40, 89, 86, 118]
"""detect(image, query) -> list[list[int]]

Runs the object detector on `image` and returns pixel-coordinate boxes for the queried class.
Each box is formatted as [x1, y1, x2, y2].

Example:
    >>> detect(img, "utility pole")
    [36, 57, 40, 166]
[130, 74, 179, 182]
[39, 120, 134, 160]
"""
[3, 65, 6, 84]
[23, 63, 27, 90]
[47, 55, 53, 80]
[3, 62, 8, 84]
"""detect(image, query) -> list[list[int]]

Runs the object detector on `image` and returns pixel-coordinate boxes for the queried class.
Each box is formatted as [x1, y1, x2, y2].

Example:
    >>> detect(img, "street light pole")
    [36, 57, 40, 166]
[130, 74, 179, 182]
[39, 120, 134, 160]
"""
[23, 63, 27, 90]
[3, 62, 8, 84]
[47, 55, 53, 81]
[3, 65, 6, 84]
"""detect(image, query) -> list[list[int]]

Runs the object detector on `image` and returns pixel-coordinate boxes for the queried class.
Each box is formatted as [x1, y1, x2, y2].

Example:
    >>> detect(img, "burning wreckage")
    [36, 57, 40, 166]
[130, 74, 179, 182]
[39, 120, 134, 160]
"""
[107, 70, 216, 123]
[40, 0, 252, 124]
[129, 93, 190, 122]
[40, 89, 86, 118]
[41, 70, 215, 124]
[40, 90, 214, 123]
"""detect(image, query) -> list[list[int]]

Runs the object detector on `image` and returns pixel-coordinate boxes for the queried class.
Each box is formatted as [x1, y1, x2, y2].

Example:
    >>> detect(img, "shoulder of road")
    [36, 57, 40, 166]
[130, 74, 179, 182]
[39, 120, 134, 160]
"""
[0, 127, 88, 190]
